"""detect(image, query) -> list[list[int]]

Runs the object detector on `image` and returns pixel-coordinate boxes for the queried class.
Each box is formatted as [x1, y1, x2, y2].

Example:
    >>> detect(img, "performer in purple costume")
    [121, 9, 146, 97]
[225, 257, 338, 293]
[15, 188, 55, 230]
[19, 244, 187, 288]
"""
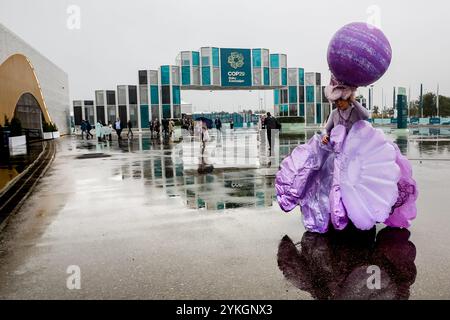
[275, 78, 418, 233]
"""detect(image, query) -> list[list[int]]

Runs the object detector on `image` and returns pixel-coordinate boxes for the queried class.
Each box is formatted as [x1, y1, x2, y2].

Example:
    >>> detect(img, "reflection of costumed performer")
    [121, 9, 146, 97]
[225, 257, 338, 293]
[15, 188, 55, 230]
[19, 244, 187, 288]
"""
[277, 226, 417, 300]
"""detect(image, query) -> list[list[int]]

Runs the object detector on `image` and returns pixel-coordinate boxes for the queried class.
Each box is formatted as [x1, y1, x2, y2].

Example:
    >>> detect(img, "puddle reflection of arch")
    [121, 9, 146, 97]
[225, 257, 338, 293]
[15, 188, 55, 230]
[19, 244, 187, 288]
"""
[277, 226, 417, 300]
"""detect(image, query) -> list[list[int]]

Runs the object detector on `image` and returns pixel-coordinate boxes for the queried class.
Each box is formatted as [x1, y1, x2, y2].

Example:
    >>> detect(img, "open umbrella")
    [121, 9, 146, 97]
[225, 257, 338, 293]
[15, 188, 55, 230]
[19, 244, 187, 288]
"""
[194, 117, 213, 129]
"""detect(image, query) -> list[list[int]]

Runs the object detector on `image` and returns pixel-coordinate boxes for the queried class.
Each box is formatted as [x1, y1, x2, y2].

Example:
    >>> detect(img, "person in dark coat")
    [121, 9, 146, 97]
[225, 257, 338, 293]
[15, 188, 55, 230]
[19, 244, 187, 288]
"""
[127, 120, 133, 139]
[153, 119, 161, 139]
[80, 120, 87, 139]
[86, 120, 93, 139]
[215, 118, 222, 131]
[162, 119, 169, 137]
[265, 112, 277, 152]
[215, 118, 222, 139]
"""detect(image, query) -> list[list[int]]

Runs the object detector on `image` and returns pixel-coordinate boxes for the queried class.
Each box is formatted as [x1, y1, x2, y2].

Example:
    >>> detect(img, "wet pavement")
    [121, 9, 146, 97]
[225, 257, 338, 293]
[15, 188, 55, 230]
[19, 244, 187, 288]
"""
[0, 128, 450, 299]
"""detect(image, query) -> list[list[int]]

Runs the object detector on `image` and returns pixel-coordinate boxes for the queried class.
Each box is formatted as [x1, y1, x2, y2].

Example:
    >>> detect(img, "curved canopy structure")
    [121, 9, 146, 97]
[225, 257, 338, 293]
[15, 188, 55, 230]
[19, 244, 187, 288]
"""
[0, 53, 52, 126]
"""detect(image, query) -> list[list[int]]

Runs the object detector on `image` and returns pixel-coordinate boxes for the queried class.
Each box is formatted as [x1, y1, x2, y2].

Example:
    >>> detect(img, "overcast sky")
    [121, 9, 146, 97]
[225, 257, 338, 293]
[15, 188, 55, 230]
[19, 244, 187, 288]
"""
[1, 0, 449, 112]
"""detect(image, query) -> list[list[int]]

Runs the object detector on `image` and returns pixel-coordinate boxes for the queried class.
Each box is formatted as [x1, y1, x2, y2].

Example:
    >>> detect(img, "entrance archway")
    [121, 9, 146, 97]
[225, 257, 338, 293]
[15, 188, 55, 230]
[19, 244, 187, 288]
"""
[14, 93, 43, 131]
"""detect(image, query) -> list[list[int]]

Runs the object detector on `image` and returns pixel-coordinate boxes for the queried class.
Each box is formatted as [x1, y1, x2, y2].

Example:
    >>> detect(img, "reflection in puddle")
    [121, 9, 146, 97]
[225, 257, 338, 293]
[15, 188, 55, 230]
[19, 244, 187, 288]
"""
[277, 226, 417, 300]
[113, 154, 276, 211]
[0, 141, 44, 190]
[89, 126, 450, 212]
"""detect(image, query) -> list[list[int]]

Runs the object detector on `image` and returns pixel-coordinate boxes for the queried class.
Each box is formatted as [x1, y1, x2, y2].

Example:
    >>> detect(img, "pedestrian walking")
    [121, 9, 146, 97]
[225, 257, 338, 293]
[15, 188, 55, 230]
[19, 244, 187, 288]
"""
[95, 120, 104, 142]
[127, 120, 133, 139]
[86, 120, 93, 139]
[162, 119, 169, 137]
[153, 119, 161, 139]
[215, 118, 222, 131]
[107, 123, 113, 141]
[201, 125, 210, 155]
[114, 118, 123, 140]
[265, 112, 277, 153]
[80, 120, 87, 139]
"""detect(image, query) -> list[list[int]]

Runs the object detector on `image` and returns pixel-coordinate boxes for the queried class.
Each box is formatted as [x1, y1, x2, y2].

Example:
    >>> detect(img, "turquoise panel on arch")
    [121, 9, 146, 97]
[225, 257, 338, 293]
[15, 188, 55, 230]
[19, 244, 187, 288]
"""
[192, 51, 200, 66]
[161, 66, 170, 85]
[264, 67, 270, 85]
[162, 105, 171, 119]
[140, 105, 149, 128]
[306, 86, 315, 103]
[202, 56, 210, 66]
[299, 68, 305, 85]
[281, 68, 287, 86]
[316, 103, 322, 123]
[150, 86, 159, 104]
[289, 86, 298, 103]
[182, 66, 191, 85]
[274, 90, 280, 105]
[270, 54, 279, 68]
[252, 49, 262, 68]
[212, 48, 220, 67]
[172, 86, 181, 105]
[202, 66, 211, 85]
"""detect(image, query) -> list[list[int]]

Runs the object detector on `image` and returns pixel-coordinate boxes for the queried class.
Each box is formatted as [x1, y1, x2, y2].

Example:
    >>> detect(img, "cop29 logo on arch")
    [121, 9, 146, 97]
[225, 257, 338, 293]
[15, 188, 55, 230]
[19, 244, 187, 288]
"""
[220, 48, 252, 87]
[228, 52, 245, 69]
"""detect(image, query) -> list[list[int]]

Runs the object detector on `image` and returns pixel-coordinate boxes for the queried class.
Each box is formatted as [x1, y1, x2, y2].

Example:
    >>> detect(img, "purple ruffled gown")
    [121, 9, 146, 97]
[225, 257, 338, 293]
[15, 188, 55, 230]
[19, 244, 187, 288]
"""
[276, 103, 418, 233]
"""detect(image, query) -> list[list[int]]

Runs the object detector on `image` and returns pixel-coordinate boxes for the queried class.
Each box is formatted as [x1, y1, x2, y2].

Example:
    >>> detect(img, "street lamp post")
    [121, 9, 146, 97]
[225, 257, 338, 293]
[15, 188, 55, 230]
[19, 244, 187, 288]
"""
[437, 84, 440, 118]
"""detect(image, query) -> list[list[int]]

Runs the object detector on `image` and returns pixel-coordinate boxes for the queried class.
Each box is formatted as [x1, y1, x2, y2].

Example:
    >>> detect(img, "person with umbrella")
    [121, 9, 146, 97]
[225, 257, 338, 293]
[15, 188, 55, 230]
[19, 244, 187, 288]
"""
[196, 117, 213, 129]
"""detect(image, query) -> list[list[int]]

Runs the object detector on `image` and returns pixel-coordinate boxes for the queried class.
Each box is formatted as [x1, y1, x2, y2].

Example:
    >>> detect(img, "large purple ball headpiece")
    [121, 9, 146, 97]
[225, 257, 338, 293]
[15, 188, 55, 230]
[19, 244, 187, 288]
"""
[327, 22, 392, 87]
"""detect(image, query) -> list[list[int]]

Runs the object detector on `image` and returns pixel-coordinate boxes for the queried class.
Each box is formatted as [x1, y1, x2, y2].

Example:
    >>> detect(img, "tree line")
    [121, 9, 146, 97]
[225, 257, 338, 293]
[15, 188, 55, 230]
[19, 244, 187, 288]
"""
[371, 93, 450, 118]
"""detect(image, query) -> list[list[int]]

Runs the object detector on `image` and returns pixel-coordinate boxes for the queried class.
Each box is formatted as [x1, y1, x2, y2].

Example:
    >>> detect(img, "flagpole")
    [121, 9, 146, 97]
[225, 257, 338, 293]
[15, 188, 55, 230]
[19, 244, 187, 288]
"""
[437, 83, 440, 118]
[420, 84, 424, 118]
[408, 86, 411, 118]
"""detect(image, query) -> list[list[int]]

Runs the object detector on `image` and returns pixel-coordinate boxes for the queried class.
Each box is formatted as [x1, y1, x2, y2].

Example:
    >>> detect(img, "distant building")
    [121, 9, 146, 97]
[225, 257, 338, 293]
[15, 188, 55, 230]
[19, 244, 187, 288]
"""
[356, 95, 367, 108]
[72, 100, 94, 126]
[94, 90, 117, 125]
